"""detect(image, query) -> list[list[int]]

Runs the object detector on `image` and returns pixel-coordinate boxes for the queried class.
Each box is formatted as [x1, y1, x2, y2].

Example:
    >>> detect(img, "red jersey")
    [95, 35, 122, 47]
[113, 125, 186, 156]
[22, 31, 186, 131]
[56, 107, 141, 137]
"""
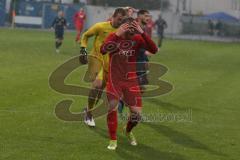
[101, 33, 157, 83]
[74, 11, 86, 26]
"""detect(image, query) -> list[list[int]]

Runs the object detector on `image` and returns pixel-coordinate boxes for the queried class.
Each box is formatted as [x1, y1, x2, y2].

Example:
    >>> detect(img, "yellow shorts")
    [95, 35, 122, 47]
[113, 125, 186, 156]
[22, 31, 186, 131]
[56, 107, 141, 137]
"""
[96, 67, 108, 83]
[84, 55, 108, 83]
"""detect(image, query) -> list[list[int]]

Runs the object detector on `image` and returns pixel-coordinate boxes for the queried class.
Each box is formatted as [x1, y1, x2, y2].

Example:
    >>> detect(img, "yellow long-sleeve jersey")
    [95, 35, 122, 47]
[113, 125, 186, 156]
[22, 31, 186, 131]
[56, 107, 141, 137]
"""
[80, 21, 117, 72]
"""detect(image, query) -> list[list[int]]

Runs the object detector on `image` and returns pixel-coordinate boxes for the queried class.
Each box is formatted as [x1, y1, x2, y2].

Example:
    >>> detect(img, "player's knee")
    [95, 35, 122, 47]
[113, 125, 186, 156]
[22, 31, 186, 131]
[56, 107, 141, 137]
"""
[129, 112, 141, 125]
[83, 71, 94, 82]
[108, 100, 119, 111]
[56, 39, 61, 43]
[93, 79, 103, 89]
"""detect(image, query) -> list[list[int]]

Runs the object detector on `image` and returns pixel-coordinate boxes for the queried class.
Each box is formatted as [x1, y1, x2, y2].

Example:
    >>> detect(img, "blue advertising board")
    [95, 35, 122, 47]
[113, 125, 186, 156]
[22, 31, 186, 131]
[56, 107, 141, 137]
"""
[0, 0, 6, 26]
[15, 1, 44, 28]
[16, 1, 43, 17]
[13, 1, 85, 29]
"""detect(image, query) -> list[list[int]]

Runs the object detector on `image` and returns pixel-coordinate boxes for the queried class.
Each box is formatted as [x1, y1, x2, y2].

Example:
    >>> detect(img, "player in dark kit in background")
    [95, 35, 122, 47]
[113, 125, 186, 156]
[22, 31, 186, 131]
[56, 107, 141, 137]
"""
[136, 9, 151, 87]
[101, 17, 158, 150]
[51, 11, 67, 53]
[155, 14, 167, 48]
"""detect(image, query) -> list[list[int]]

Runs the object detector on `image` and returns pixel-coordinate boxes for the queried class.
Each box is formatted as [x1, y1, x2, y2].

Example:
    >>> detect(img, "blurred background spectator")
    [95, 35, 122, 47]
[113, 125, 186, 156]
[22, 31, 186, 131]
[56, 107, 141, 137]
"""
[155, 14, 167, 47]
[207, 20, 214, 35]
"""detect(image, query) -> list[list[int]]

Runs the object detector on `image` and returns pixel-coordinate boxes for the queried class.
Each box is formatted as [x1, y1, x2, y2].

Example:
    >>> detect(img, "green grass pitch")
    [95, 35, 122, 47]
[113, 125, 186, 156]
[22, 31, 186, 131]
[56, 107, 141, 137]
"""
[0, 28, 239, 160]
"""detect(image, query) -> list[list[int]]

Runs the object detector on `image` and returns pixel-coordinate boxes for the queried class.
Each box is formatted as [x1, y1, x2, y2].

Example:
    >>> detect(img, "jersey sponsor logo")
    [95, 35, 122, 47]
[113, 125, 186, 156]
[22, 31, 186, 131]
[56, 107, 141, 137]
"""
[102, 40, 134, 56]
[119, 49, 135, 56]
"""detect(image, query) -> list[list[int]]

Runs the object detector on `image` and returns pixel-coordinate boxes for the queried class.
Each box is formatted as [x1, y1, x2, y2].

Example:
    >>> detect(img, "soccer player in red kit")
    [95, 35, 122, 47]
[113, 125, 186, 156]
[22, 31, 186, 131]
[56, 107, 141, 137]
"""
[100, 17, 158, 150]
[74, 8, 86, 42]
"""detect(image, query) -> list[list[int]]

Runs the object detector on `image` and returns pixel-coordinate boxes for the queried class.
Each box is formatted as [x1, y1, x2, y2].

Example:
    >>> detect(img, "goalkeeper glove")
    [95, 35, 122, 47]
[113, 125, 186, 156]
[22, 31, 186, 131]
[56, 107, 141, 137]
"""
[79, 47, 88, 64]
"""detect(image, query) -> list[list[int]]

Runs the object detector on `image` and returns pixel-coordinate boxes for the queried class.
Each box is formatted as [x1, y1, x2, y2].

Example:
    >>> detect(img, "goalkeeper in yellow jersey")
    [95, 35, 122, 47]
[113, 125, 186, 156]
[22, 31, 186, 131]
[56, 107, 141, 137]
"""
[79, 8, 127, 127]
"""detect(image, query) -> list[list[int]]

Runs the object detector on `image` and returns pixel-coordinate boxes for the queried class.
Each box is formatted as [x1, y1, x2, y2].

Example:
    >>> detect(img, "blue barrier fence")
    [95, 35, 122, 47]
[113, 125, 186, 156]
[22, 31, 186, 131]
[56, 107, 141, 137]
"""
[12, 0, 84, 29]
[0, 0, 6, 26]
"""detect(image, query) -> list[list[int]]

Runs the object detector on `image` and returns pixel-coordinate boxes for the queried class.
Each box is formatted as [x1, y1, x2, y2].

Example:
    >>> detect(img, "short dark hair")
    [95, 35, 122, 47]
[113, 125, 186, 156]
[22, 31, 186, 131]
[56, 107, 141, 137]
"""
[113, 8, 127, 17]
[137, 9, 149, 16]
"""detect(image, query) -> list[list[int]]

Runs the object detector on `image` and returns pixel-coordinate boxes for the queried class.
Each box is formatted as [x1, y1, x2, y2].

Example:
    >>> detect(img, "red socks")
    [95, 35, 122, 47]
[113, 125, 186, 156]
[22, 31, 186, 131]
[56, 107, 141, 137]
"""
[107, 110, 117, 140]
[107, 110, 139, 140]
[75, 33, 81, 42]
[126, 119, 137, 133]
[126, 114, 139, 133]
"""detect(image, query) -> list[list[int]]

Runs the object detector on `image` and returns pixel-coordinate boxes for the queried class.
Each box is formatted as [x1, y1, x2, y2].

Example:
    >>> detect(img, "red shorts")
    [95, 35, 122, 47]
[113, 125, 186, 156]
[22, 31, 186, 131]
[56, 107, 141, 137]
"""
[106, 80, 142, 107]
[75, 24, 83, 31]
